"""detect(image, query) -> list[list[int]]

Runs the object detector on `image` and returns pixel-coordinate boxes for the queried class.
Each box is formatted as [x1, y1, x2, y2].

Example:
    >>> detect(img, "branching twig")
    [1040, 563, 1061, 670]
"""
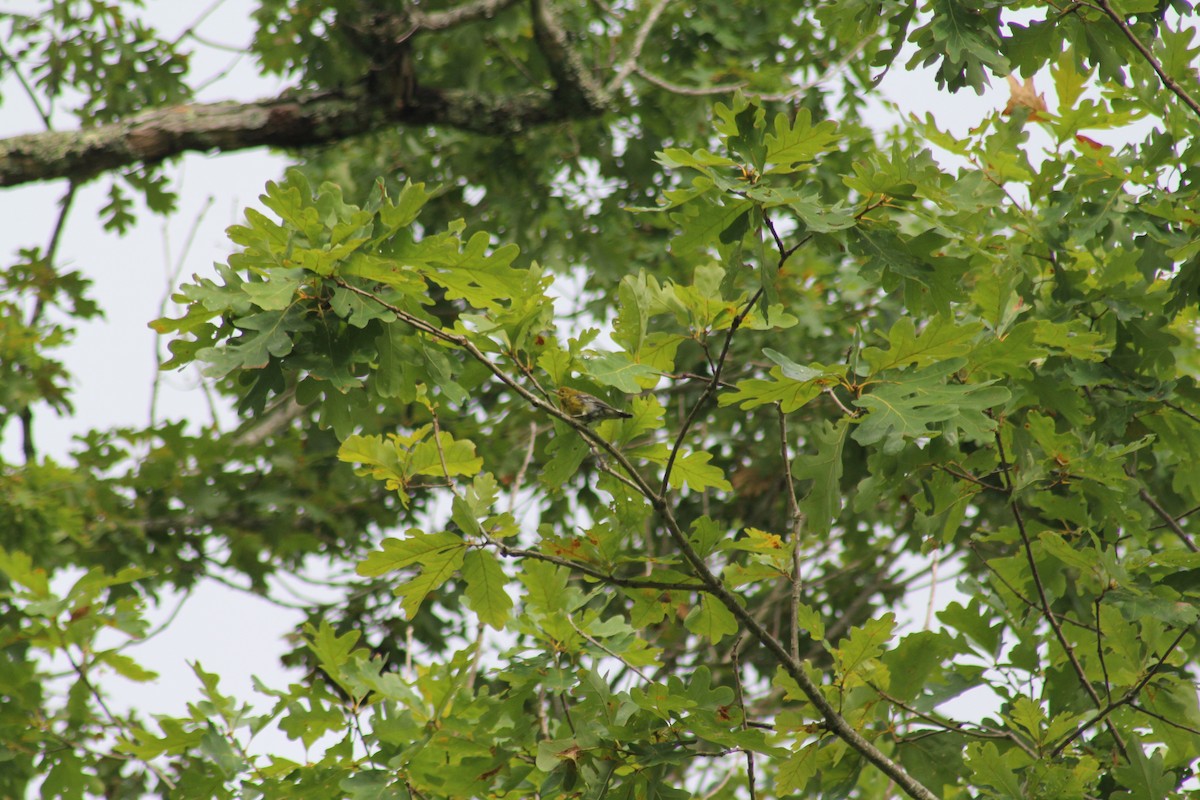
[333, 278, 658, 499]
[65, 649, 178, 790]
[994, 431, 1129, 761]
[488, 537, 704, 592]
[658, 286, 762, 497]
[936, 464, 1005, 492]
[1050, 626, 1191, 757]
[967, 541, 1097, 633]
[607, 0, 673, 93]
[870, 682, 1040, 759]
[341, 274, 940, 800]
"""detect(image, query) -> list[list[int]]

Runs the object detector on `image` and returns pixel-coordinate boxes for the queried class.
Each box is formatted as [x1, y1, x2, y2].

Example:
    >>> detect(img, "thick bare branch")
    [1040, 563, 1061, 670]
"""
[530, 0, 610, 112]
[413, 0, 522, 31]
[0, 84, 591, 189]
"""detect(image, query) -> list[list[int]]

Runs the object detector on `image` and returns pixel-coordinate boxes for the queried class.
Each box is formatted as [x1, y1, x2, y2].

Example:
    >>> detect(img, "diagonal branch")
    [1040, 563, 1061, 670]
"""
[994, 430, 1130, 761]
[1137, 486, 1199, 552]
[338, 275, 939, 800]
[606, 0, 673, 93]
[1050, 625, 1191, 757]
[332, 278, 659, 501]
[1091, 0, 1200, 120]
[658, 285, 763, 496]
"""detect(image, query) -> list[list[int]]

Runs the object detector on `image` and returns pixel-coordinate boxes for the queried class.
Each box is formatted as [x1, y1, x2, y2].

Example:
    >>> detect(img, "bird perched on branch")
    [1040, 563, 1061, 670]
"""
[556, 386, 632, 423]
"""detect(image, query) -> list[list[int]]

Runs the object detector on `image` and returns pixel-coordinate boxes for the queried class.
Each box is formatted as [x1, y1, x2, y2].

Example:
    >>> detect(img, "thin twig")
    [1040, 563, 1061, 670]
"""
[1150, 502, 1200, 530]
[658, 286, 762, 497]
[967, 541, 1097, 633]
[430, 412, 465, 500]
[1129, 700, 1200, 736]
[333, 278, 658, 499]
[660, 221, 811, 496]
[754, 35, 878, 101]
[870, 682, 1040, 759]
[1137, 487, 1198, 552]
[923, 548, 940, 630]
[1050, 625, 1190, 756]
[1161, 399, 1200, 425]
[822, 386, 857, 418]
[508, 421, 540, 513]
[606, 0, 673, 93]
[342, 275, 940, 800]
[151, 194, 215, 426]
[568, 614, 654, 685]
[28, 182, 78, 329]
[488, 538, 704, 592]
[1095, 596, 1112, 703]
[936, 464, 1005, 492]
[729, 641, 757, 800]
[19, 180, 77, 461]
[1092, 0, 1200, 120]
[994, 431, 1129, 761]
[0, 38, 52, 128]
[776, 405, 805, 663]
[65, 649, 178, 790]
[634, 65, 747, 96]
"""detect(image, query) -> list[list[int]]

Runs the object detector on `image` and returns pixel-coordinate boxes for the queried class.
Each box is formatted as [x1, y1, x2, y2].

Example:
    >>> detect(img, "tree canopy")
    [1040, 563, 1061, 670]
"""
[3, 1, 1200, 798]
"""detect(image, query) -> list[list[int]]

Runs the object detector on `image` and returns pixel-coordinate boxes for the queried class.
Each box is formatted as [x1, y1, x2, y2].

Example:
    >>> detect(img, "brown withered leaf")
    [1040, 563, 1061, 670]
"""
[1003, 75, 1048, 121]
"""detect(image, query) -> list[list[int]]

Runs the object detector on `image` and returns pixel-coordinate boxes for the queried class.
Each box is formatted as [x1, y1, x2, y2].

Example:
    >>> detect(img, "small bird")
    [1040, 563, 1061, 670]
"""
[556, 386, 633, 423]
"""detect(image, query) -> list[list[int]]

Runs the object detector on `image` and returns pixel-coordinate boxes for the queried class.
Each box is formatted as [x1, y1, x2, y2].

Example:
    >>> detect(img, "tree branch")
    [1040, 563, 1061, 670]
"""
[776, 405, 805, 663]
[530, 0, 610, 112]
[1050, 625, 1191, 757]
[634, 65, 746, 97]
[412, 0, 522, 31]
[994, 430, 1130, 761]
[1137, 486, 1199, 552]
[1091, 0, 1200, 120]
[0, 83, 595, 188]
[489, 537, 704, 592]
[870, 682, 1040, 759]
[340, 275, 939, 800]
[606, 0, 673, 93]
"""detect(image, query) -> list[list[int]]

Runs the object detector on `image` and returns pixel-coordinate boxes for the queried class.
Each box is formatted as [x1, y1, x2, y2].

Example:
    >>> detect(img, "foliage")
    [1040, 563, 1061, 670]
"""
[3, 1, 1200, 799]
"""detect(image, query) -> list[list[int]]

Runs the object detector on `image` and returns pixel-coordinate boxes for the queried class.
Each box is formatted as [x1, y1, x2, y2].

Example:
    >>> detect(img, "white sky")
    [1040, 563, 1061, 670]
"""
[0, 0, 1073, 762]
